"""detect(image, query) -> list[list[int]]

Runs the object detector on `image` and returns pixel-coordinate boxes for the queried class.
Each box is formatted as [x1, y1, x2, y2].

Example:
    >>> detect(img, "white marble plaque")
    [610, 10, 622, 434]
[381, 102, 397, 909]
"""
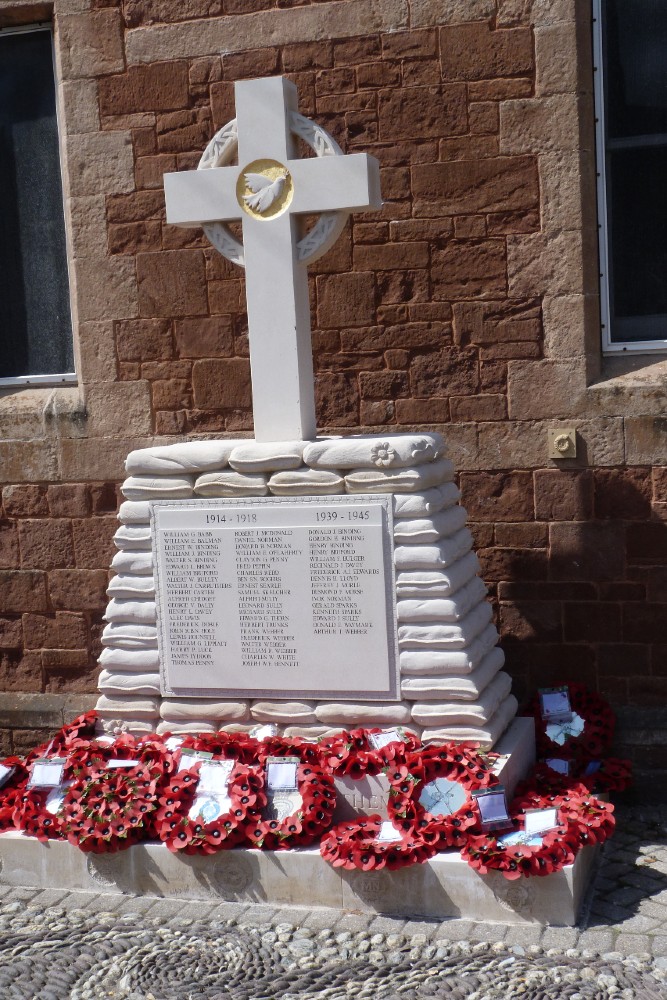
[151, 496, 398, 700]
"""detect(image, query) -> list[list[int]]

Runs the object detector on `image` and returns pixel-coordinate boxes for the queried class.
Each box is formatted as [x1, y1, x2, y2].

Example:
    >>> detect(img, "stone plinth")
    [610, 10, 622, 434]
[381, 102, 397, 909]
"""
[96, 433, 518, 748]
[0, 829, 596, 927]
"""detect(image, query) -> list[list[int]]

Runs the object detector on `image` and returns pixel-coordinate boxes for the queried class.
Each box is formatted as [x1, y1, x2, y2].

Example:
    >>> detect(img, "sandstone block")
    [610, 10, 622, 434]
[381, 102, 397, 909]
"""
[137, 250, 208, 318]
[59, 11, 124, 79]
[75, 256, 139, 323]
[440, 23, 533, 81]
[432, 241, 506, 300]
[534, 469, 594, 521]
[500, 95, 582, 154]
[174, 316, 234, 358]
[115, 319, 173, 363]
[0, 522, 19, 570]
[61, 78, 100, 136]
[550, 521, 625, 582]
[71, 517, 117, 569]
[48, 569, 108, 611]
[46, 485, 90, 519]
[411, 0, 495, 27]
[0, 569, 47, 613]
[99, 62, 190, 116]
[460, 471, 534, 522]
[66, 132, 134, 197]
[18, 520, 74, 570]
[378, 83, 466, 141]
[192, 358, 251, 410]
[316, 272, 376, 327]
[413, 157, 538, 217]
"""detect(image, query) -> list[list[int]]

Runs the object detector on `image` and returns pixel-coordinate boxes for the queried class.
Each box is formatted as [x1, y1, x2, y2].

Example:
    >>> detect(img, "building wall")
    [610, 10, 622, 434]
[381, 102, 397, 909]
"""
[0, 0, 666, 771]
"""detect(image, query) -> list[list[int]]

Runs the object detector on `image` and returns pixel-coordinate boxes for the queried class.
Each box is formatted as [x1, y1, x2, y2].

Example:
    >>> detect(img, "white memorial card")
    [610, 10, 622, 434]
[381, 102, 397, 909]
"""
[266, 757, 299, 790]
[178, 748, 214, 771]
[106, 759, 140, 769]
[539, 686, 572, 722]
[151, 497, 398, 700]
[165, 736, 185, 752]
[0, 764, 15, 790]
[376, 820, 403, 844]
[250, 724, 278, 741]
[198, 760, 235, 795]
[44, 781, 73, 816]
[28, 758, 66, 789]
[368, 729, 406, 750]
[524, 807, 559, 837]
[545, 758, 570, 775]
[473, 788, 511, 830]
[584, 761, 602, 776]
[498, 830, 543, 848]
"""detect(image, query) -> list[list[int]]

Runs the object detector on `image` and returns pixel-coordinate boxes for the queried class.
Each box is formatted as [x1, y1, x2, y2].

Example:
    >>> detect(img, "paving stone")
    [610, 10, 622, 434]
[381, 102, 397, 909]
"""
[434, 919, 475, 940]
[208, 902, 251, 924]
[575, 929, 615, 952]
[239, 903, 278, 925]
[333, 912, 375, 934]
[301, 908, 339, 931]
[651, 936, 667, 956]
[368, 916, 408, 936]
[27, 889, 74, 909]
[270, 906, 311, 929]
[137, 897, 188, 921]
[614, 933, 651, 955]
[541, 926, 579, 950]
[403, 919, 439, 940]
[504, 924, 543, 946]
[468, 921, 508, 942]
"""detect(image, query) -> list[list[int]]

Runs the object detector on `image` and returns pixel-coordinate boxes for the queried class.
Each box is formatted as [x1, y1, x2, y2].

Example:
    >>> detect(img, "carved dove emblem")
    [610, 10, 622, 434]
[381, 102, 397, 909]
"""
[243, 172, 287, 214]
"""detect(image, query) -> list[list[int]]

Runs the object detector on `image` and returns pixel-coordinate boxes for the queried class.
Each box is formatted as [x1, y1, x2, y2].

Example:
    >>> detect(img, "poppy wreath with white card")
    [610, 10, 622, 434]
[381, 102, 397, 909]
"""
[56, 738, 170, 853]
[153, 758, 266, 854]
[388, 743, 499, 850]
[527, 683, 615, 762]
[13, 754, 82, 844]
[319, 727, 420, 778]
[0, 756, 29, 832]
[246, 758, 336, 850]
[320, 814, 438, 872]
[511, 783, 616, 850]
[460, 809, 579, 880]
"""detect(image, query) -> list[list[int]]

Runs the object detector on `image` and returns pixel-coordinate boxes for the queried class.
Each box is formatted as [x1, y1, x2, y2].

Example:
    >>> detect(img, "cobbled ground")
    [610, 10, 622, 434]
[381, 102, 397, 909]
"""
[0, 803, 666, 999]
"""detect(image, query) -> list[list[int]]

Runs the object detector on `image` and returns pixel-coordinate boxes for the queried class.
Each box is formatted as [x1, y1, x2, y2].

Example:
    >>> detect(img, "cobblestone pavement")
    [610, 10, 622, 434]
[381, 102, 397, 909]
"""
[0, 804, 666, 998]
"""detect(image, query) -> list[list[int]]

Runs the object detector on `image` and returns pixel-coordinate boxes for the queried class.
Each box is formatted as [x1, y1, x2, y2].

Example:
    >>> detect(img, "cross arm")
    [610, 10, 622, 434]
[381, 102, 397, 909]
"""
[287, 153, 382, 216]
[164, 167, 241, 227]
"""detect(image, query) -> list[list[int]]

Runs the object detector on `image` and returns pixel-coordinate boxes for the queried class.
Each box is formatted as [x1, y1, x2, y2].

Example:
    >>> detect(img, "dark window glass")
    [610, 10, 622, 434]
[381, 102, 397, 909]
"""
[602, 1, 667, 343]
[0, 28, 73, 379]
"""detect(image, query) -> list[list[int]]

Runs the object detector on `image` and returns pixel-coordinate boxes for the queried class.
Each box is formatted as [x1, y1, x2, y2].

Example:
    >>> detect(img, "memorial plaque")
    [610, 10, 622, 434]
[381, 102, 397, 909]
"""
[151, 496, 399, 700]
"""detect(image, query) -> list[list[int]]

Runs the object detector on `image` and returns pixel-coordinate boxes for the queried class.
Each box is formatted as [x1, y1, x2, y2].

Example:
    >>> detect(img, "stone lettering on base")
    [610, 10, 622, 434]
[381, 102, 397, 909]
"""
[152, 496, 398, 701]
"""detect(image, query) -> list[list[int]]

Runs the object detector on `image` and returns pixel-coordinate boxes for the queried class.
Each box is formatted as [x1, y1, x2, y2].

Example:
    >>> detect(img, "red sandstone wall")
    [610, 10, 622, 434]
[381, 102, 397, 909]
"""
[0, 0, 665, 769]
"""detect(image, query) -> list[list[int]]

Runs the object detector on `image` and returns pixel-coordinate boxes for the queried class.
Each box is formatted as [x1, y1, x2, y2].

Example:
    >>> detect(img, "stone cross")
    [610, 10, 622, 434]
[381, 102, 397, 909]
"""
[164, 76, 381, 442]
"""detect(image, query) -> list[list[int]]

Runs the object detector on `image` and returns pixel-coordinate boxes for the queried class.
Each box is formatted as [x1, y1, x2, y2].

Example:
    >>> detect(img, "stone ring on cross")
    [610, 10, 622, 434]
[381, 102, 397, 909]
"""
[197, 112, 349, 268]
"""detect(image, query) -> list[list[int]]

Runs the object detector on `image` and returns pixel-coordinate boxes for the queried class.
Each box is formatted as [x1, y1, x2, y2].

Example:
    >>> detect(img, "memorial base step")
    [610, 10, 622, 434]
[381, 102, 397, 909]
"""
[0, 830, 597, 927]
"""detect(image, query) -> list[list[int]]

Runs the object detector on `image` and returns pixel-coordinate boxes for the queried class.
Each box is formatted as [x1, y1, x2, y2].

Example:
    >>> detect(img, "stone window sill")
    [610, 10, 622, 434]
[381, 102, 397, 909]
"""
[588, 354, 667, 409]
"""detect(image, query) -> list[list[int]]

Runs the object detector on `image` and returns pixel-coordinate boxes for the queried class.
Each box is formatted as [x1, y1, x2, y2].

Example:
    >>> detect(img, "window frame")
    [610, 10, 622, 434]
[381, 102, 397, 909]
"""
[0, 20, 77, 389]
[593, 0, 667, 356]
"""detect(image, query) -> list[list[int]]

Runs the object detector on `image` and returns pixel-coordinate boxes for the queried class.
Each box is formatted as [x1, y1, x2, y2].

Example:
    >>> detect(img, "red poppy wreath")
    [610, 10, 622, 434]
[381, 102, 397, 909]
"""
[320, 814, 437, 871]
[319, 727, 420, 778]
[154, 757, 266, 854]
[246, 759, 336, 850]
[526, 683, 615, 762]
[57, 737, 170, 853]
[388, 743, 500, 851]
[461, 814, 579, 881]
[0, 756, 29, 833]
[512, 783, 616, 850]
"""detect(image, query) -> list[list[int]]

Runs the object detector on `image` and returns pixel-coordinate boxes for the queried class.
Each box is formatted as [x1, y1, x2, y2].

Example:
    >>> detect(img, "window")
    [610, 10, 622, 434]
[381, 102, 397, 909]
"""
[0, 24, 74, 386]
[594, 0, 667, 354]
